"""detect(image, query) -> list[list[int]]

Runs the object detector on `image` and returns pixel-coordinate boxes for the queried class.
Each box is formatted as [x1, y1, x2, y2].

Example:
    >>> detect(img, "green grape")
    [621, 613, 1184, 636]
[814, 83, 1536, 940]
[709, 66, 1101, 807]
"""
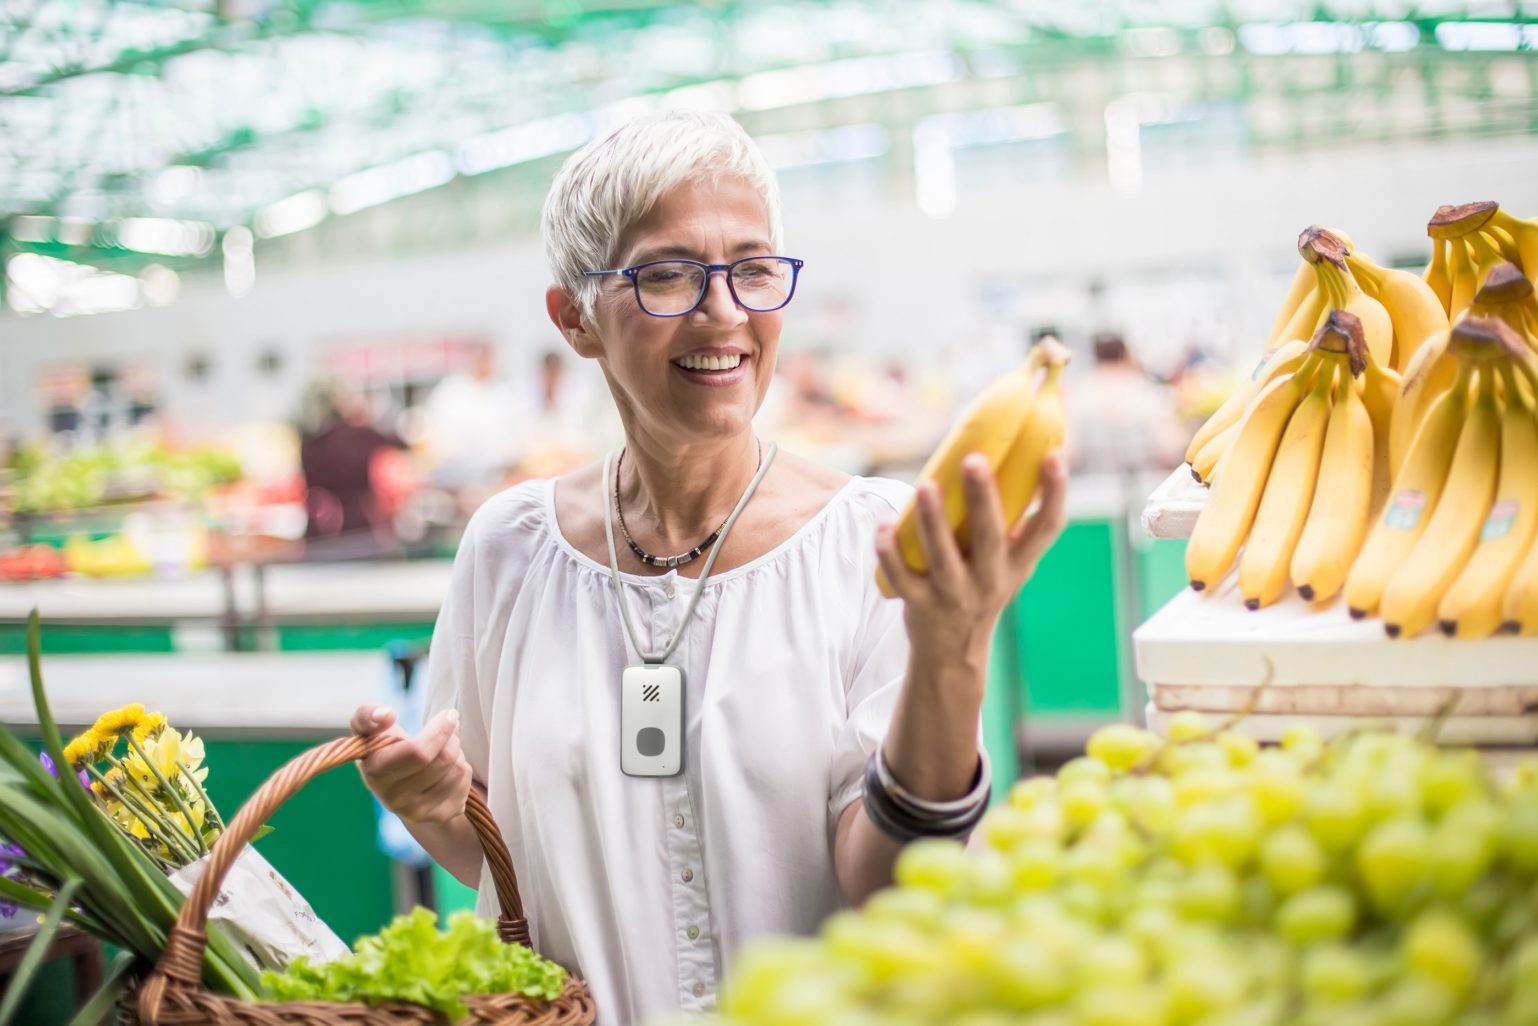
[981, 806, 1038, 853]
[1163, 742, 1232, 778]
[895, 839, 972, 897]
[1063, 842, 1122, 890]
[1247, 751, 1306, 825]
[1429, 802, 1499, 898]
[1087, 723, 1160, 772]
[1513, 757, 1538, 794]
[1238, 873, 1279, 929]
[1377, 976, 1459, 1026]
[1060, 755, 1113, 787]
[990, 934, 1071, 1008]
[1275, 885, 1357, 945]
[1510, 937, 1538, 997]
[1010, 776, 1059, 811]
[1304, 783, 1367, 853]
[968, 850, 1015, 906]
[1364, 761, 1425, 823]
[863, 886, 944, 930]
[1260, 823, 1327, 895]
[823, 913, 929, 983]
[1217, 731, 1260, 767]
[1402, 909, 1482, 996]
[1124, 904, 1181, 957]
[1174, 769, 1241, 809]
[1175, 864, 1241, 924]
[1075, 934, 1150, 990]
[1164, 953, 1247, 1023]
[1281, 723, 1323, 759]
[939, 908, 1007, 978]
[1125, 775, 1178, 838]
[1419, 750, 1488, 818]
[1168, 710, 1212, 742]
[1171, 797, 1260, 870]
[1357, 817, 1432, 914]
[1075, 985, 1168, 1026]
[1009, 838, 1061, 892]
[1497, 797, 1538, 872]
[1300, 943, 1370, 1003]
[1059, 879, 1112, 925]
[1061, 780, 1110, 830]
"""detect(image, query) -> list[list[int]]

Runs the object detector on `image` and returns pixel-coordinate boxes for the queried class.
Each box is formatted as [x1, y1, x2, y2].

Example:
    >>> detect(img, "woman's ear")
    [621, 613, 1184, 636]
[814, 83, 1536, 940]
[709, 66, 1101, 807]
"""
[547, 286, 602, 359]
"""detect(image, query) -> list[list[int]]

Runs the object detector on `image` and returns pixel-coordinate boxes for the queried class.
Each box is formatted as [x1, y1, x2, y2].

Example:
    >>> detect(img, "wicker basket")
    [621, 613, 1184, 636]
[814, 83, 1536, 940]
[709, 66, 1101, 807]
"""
[123, 733, 596, 1026]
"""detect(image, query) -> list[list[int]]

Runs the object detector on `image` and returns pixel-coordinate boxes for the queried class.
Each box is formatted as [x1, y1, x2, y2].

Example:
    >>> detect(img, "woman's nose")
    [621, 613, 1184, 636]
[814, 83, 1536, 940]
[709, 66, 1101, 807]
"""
[691, 270, 748, 325]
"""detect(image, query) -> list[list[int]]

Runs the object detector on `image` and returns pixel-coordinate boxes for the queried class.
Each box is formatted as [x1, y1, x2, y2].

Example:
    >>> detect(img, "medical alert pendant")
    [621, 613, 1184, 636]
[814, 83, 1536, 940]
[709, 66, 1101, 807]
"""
[621, 664, 683, 777]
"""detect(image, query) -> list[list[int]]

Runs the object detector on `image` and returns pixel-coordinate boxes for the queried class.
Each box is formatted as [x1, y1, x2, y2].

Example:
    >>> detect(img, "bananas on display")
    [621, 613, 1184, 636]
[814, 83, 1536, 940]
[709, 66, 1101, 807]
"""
[1344, 317, 1538, 639]
[877, 339, 1069, 597]
[1425, 201, 1538, 322]
[1186, 311, 1373, 605]
[1184, 226, 1431, 484]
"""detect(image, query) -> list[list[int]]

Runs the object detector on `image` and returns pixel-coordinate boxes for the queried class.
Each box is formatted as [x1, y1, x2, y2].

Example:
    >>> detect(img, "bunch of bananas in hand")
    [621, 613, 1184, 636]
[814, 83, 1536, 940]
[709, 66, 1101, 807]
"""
[878, 338, 1070, 597]
[1186, 226, 1442, 487]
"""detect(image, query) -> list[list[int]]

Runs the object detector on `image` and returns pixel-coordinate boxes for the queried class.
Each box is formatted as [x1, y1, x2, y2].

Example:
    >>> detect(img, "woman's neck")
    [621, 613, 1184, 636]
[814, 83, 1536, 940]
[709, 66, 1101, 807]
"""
[617, 430, 762, 548]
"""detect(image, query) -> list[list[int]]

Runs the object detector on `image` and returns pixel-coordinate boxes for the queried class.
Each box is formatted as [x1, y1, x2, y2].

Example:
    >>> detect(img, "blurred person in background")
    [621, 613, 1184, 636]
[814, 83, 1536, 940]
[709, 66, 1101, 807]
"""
[1065, 331, 1186, 475]
[422, 345, 521, 491]
[298, 379, 407, 555]
[348, 110, 1066, 1025]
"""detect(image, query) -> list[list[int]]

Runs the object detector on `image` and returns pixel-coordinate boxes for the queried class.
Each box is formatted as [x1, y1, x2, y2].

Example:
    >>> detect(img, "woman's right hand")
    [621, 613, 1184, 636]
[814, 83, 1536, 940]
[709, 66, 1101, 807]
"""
[351, 704, 473, 825]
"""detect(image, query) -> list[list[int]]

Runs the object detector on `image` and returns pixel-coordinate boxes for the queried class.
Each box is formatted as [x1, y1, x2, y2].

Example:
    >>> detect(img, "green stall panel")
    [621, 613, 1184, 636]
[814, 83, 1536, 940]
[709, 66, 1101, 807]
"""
[275, 622, 435, 652]
[0, 623, 175, 654]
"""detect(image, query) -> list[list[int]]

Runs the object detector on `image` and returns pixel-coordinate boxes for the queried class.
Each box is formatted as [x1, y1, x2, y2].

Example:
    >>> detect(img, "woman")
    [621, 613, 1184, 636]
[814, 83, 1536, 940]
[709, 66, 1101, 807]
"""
[351, 110, 1066, 1025]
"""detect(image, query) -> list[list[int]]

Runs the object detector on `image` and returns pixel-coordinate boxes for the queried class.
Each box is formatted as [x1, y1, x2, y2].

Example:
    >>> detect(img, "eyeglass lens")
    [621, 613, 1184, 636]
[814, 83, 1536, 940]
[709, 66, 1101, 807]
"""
[633, 259, 795, 315]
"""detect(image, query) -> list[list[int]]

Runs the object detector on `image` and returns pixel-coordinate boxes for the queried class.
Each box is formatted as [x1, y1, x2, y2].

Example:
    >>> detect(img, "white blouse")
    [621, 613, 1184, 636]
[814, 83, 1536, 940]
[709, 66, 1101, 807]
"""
[424, 472, 915, 1026]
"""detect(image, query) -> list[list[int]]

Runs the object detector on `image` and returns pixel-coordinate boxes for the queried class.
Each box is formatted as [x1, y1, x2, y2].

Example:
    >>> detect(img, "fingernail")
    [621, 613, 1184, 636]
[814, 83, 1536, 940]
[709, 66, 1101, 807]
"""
[372, 707, 393, 723]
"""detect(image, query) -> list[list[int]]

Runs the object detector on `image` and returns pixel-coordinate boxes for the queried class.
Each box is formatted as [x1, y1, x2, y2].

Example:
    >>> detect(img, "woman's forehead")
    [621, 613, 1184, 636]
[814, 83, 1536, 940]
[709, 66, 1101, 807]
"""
[618, 177, 772, 260]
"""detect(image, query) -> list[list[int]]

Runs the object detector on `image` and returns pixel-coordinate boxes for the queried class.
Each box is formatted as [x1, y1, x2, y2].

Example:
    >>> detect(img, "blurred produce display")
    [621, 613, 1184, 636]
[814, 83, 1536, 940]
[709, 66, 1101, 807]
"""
[5, 440, 241, 516]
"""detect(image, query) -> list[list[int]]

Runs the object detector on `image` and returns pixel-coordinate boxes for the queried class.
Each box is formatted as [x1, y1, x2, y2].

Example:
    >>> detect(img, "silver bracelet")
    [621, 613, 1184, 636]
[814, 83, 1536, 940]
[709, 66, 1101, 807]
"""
[875, 744, 992, 816]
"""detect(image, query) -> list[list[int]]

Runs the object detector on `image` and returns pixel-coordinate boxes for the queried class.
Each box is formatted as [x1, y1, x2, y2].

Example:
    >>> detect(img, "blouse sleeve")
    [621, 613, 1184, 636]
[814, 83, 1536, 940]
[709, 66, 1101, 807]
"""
[423, 510, 493, 783]
[825, 484, 913, 833]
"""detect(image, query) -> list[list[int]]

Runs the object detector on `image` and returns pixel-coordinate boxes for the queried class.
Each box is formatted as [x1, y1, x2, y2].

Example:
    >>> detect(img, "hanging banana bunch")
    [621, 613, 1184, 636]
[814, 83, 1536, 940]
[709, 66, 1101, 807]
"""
[1424, 201, 1538, 321]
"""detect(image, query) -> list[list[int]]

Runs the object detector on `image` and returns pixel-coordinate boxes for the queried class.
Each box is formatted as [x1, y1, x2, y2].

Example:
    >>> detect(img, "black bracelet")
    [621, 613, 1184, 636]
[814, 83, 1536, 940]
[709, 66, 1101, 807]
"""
[861, 749, 991, 843]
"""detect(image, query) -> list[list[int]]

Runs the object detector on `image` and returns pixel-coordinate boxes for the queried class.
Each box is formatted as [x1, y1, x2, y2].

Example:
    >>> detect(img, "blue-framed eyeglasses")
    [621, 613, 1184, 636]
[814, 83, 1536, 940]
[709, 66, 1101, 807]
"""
[584, 256, 804, 317]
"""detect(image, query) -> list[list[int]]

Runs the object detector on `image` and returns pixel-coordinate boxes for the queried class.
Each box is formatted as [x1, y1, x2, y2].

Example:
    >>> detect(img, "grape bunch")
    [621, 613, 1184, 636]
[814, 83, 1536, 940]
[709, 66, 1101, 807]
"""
[705, 717, 1538, 1026]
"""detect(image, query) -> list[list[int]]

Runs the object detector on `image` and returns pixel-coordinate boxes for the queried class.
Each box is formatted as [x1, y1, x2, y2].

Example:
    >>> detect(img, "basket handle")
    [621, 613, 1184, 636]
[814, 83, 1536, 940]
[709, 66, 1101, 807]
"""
[149, 732, 531, 988]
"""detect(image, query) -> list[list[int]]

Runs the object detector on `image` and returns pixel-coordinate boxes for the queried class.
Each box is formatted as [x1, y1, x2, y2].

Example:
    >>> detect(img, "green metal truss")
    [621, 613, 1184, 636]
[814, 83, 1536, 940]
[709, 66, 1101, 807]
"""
[1, 0, 1536, 288]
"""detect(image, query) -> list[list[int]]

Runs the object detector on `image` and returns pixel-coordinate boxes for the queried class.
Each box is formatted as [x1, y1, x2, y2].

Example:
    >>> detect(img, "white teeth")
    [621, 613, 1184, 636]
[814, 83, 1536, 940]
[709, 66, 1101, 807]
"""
[675, 354, 743, 371]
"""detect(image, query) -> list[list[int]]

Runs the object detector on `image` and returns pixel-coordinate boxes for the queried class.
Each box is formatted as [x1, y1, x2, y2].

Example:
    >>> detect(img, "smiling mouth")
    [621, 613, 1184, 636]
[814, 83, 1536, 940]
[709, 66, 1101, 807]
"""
[672, 353, 745, 373]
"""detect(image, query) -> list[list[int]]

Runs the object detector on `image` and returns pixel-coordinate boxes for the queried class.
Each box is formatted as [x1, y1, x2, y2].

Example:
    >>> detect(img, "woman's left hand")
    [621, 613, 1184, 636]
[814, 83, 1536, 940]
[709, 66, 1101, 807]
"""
[875, 451, 1068, 665]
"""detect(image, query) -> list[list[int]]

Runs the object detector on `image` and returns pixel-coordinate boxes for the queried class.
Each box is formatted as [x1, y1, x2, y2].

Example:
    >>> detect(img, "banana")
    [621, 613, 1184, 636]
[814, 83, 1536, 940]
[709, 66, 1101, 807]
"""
[1191, 420, 1238, 485]
[974, 356, 1068, 535]
[879, 340, 1069, 596]
[1186, 356, 1321, 592]
[1378, 364, 1501, 638]
[1490, 208, 1538, 283]
[1264, 261, 1317, 352]
[1467, 230, 1508, 291]
[1470, 262, 1535, 337]
[1425, 240, 1452, 317]
[1389, 329, 1455, 479]
[1439, 362, 1538, 638]
[1484, 224, 1523, 265]
[1272, 288, 1327, 363]
[1344, 357, 1477, 619]
[1448, 237, 1478, 320]
[1347, 250, 1450, 375]
[1293, 356, 1375, 604]
[1301, 228, 1393, 370]
[1357, 347, 1402, 514]
[1184, 338, 1311, 466]
[1239, 363, 1336, 610]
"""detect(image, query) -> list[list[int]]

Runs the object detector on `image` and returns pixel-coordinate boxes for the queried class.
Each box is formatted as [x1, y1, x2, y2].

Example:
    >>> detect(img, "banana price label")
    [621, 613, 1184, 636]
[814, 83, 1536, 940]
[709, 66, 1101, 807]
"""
[1383, 490, 1428, 532]
[1481, 500, 1520, 543]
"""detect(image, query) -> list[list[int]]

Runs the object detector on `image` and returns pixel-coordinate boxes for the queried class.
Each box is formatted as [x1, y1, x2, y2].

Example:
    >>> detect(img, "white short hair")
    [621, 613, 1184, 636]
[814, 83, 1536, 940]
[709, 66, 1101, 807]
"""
[541, 110, 783, 315]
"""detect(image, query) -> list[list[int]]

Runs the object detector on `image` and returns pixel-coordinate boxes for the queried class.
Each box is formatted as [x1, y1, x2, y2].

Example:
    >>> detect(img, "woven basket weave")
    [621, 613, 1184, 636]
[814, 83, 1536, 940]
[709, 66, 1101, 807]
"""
[122, 733, 596, 1026]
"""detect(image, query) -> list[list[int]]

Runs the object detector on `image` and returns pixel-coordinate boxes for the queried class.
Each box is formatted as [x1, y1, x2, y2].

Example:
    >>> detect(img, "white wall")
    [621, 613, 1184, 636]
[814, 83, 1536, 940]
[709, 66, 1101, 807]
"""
[5, 135, 1537, 433]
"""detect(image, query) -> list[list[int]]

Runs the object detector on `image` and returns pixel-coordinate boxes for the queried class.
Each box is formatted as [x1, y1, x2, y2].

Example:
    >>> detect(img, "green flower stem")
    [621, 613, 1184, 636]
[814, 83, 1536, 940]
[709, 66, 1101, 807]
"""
[125, 735, 208, 856]
[175, 755, 226, 835]
[86, 764, 200, 866]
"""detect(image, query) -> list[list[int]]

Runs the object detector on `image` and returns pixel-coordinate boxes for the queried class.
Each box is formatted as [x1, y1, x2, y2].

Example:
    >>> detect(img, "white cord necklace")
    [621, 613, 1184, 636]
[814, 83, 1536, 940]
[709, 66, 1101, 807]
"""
[603, 441, 777, 776]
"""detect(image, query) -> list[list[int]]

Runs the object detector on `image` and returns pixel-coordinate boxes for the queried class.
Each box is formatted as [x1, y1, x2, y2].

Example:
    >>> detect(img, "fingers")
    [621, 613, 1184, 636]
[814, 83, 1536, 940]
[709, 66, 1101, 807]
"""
[913, 480, 965, 593]
[1009, 449, 1069, 577]
[359, 709, 460, 785]
[350, 704, 396, 737]
[961, 455, 1006, 573]
[875, 523, 920, 600]
[414, 761, 473, 823]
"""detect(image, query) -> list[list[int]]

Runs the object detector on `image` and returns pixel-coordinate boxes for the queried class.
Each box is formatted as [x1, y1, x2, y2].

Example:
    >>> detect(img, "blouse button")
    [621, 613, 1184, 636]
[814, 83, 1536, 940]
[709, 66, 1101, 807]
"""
[692, 982, 707, 998]
[674, 814, 685, 829]
[686, 925, 700, 941]
[681, 867, 694, 883]
[664, 581, 676, 598]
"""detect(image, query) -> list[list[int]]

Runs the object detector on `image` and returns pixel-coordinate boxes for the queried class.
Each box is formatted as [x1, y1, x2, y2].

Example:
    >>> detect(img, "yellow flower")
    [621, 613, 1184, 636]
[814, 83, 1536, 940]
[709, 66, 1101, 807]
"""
[132, 712, 167, 744]
[92, 703, 144, 738]
[62, 729, 99, 767]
